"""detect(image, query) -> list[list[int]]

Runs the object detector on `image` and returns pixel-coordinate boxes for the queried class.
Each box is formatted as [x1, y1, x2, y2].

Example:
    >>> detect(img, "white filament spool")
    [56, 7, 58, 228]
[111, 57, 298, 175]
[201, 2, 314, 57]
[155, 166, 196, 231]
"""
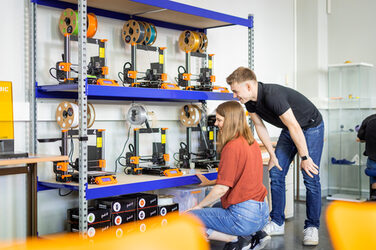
[56, 102, 96, 129]
[56, 101, 79, 129]
[158, 195, 174, 206]
[179, 104, 202, 127]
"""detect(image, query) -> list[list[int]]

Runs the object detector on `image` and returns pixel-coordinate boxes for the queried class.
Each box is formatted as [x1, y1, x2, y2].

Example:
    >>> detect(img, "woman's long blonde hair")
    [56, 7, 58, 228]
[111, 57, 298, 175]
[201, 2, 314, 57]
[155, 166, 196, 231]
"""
[216, 101, 255, 152]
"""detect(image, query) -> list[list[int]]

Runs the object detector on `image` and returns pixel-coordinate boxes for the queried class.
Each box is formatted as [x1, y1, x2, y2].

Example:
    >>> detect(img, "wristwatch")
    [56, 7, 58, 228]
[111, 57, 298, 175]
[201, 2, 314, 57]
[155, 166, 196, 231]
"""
[301, 155, 308, 161]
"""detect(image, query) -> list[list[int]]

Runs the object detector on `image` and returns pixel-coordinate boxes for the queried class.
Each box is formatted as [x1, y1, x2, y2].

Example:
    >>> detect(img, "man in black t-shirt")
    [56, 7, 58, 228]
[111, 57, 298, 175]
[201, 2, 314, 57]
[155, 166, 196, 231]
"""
[357, 114, 376, 200]
[226, 67, 324, 246]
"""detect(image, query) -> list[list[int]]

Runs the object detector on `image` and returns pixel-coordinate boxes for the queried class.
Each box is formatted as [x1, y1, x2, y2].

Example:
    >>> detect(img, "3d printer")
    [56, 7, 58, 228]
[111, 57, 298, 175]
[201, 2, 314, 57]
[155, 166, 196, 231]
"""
[176, 30, 228, 92]
[123, 105, 182, 176]
[38, 129, 117, 185]
[119, 19, 179, 90]
[178, 104, 219, 170]
[50, 8, 118, 86]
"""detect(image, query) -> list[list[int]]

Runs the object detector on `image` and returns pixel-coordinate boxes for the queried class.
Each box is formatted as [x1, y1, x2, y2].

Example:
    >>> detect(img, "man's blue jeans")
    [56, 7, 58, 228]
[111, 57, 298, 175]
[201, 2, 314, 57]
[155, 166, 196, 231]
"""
[269, 121, 324, 229]
[366, 158, 376, 184]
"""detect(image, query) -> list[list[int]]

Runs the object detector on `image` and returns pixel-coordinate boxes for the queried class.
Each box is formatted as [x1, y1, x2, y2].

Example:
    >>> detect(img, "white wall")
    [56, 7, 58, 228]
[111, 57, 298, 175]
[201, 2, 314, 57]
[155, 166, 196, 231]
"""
[295, 0, 329, 198]
[0, 0, 295, 240]
[328, 0, 376, 66]
[0, 0, 29, 240]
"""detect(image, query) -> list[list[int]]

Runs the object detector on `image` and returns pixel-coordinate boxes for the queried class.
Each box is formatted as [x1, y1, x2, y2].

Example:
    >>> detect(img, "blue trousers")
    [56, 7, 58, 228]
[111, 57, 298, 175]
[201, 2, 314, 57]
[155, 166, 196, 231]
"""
[269, 121, 324, 229]
[190, 199, 269, 236]
[366, 158, 376, 184]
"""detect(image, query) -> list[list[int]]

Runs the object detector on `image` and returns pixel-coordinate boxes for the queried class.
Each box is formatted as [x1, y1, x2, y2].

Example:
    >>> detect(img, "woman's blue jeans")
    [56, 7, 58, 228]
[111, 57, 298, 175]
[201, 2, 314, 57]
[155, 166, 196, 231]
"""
[269, 121, 324, 229]
[190, 199, 269, 237]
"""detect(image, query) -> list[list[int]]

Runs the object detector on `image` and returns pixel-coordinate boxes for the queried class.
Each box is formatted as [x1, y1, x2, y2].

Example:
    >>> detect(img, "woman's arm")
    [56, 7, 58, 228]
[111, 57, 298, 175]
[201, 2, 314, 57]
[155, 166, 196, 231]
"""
[196, 174, 216, 186]
[191, 184, 229, 209]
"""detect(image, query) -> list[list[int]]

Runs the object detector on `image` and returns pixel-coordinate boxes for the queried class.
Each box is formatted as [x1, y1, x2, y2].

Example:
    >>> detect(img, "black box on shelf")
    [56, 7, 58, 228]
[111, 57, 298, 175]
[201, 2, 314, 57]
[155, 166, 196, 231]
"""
[136, 206, 158, 221]
[158, 203, 179, 216]
[111, 210, 137, 226]
[112, 225, 137, 238]
[67, 207, 111, 224]
[122, 193, 158, 209]
[97, 197, 137, 213]
[69, 221, 111, 238]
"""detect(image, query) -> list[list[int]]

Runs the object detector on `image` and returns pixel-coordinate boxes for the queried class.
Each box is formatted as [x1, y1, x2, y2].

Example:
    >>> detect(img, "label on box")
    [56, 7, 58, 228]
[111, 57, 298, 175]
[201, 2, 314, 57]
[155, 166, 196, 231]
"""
[111, 211, 136, 226]
[159, 203, 179, 216]
[137, 206, 158, 221]
[97, 197, 137, 213]
[68, 207, 110, 224]
[122, 193, 158, 209]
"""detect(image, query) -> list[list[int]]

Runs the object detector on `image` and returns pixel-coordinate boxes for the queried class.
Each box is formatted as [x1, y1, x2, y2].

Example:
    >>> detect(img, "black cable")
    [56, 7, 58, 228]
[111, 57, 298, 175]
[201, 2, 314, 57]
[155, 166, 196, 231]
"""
[49, 68, 58, 80]
[69, 135, 74, 163]
[123, 62, 132, 70]
[114, 125, 132, 173]
[128, 143, 135, 153]
[173, 152, 180, 162]
[178, 65, 187, 74]
[118, 72, 125, 85]
[180, 142, 187, 149]
[58, 189, 73, 196]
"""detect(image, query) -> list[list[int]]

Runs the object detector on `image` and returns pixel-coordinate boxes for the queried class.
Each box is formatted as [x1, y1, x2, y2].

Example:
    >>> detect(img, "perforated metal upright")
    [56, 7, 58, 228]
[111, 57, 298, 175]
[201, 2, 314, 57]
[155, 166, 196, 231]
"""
[248, 14, 255, 133]
[77, 0, 89, 235]
[30, 0, 37, 155]
[248, 15, 254, 71]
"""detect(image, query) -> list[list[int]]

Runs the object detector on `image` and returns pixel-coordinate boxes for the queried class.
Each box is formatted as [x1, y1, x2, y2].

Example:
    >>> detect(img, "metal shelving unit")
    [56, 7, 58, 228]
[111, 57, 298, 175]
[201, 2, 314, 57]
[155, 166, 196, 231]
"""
[30, 0, 254, 235]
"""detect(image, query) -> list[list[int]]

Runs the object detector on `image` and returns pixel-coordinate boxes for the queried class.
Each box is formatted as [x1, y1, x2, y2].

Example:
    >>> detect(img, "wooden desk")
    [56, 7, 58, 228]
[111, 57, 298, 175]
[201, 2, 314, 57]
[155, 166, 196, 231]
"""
[0, 155, 68, 237]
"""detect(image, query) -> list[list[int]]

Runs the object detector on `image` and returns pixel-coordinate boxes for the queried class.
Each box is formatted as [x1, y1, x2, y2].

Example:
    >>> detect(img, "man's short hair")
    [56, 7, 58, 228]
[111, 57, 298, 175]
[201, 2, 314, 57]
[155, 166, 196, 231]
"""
[226, 67, 257, 85]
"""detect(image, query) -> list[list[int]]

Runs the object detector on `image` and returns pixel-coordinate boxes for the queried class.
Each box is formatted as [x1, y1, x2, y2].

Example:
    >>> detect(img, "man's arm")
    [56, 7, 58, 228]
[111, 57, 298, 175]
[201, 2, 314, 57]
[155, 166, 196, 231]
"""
[250, 113, 282, 171]
[279, 108, 318, 178]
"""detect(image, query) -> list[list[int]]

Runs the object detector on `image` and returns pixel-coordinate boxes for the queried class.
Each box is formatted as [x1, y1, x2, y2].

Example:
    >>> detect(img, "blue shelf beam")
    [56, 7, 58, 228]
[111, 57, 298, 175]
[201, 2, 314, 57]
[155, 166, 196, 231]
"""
[31, 0, 252, 31]
[132, 0, 253, 28]
[36, 84, 236, 102]
[38, 172, 218, 200]
[32, 0, 203, 32]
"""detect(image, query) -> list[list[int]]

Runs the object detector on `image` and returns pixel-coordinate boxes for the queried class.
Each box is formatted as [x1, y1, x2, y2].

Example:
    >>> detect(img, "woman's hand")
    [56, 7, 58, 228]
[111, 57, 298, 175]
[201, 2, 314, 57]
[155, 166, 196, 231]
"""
[196, 174, 212, 186]
[185, 205, 202, 213]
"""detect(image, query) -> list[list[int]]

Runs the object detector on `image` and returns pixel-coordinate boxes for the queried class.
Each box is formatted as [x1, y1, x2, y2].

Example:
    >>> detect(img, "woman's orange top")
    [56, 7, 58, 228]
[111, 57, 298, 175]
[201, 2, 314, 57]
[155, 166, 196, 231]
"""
[216, 136, 267, 209]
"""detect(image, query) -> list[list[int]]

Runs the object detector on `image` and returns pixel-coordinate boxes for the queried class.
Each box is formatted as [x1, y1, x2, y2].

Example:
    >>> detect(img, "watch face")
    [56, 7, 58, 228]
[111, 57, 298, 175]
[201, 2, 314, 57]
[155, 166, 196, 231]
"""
[301, 156, 308, 161]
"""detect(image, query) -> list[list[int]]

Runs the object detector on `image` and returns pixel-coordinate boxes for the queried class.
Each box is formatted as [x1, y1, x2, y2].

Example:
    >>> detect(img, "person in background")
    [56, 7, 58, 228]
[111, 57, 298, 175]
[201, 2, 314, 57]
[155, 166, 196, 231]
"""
[357, 114, 376, 200]
[189, 101, 270, 250]
[226, 67, 324, 246]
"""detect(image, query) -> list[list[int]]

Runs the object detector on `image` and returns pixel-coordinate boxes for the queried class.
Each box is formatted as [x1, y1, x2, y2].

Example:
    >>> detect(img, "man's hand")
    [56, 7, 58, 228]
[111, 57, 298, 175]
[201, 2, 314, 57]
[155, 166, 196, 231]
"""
[196, 174, 212, 186]
[268, 155, 282, 171]
[300, 157, 319, 178]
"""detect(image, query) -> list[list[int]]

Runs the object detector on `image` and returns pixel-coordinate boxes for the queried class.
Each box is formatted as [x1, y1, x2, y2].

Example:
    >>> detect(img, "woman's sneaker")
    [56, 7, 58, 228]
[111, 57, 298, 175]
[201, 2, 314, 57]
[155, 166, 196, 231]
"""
[249, 231, 271, 250]
[303, 227, 319, 245]
[262, 221, 285, 236]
